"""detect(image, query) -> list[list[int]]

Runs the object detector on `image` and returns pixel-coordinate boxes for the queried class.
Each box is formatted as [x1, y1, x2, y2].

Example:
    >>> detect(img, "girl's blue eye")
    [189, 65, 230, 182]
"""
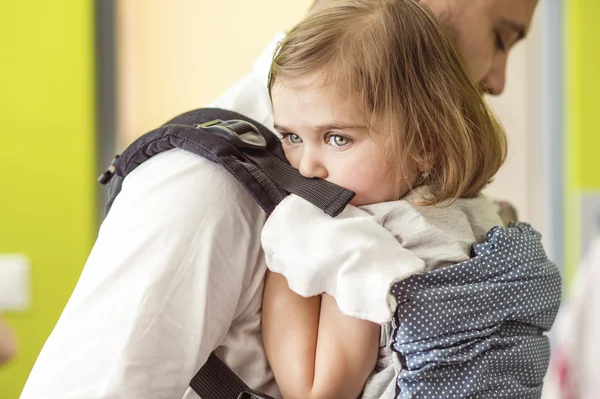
[283, 133, 302, 144]
[327, 134, 350, 147]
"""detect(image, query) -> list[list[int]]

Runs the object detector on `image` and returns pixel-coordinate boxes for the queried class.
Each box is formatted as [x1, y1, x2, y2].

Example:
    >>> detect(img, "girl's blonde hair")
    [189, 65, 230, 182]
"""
[269, 0, 507, 204]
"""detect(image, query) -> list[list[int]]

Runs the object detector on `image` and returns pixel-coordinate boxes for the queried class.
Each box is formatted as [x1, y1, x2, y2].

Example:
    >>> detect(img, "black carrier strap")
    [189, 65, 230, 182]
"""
[100, 108, 354, 217]
[190, 353, 273, 399]
[98, 108, 355, 399]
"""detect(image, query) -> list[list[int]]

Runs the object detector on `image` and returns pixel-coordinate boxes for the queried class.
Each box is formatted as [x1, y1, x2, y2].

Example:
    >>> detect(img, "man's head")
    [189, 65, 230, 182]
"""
[310, 0, 539, 95]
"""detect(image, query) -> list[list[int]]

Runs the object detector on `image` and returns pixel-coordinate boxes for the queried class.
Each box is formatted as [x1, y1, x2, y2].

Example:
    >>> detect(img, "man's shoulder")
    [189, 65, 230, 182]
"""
[119, 148, 265, 219]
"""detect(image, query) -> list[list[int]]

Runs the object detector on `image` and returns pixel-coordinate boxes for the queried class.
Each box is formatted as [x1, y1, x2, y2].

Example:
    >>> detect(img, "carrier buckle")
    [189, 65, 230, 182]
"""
[98, 154, 121, 185]
[198, 119, 267, 150]
[237, 389, 275, 399]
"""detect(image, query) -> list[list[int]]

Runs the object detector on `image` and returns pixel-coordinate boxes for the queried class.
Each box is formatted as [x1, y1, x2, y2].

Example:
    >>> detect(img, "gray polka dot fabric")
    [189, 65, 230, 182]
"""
[390, 223, 562, 398]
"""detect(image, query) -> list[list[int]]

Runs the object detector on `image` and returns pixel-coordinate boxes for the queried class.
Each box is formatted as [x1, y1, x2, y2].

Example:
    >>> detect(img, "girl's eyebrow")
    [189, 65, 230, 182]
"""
[312, 123, 368, 131]
[273, 123, 368, 132]
[273, 124, 291, 133]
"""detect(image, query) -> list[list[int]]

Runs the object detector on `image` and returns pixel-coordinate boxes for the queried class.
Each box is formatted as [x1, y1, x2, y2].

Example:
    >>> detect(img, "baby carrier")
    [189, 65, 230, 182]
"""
[100, 108, 561, 399]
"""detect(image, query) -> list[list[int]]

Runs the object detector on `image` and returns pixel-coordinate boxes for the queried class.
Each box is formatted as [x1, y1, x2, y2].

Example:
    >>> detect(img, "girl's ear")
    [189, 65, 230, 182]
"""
[416, 146, 434, 175]
[410, 146, 435, 189]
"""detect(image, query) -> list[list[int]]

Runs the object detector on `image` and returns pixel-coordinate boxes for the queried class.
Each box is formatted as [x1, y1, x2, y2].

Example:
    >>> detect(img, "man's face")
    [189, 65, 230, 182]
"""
[422, 0, 539, 95]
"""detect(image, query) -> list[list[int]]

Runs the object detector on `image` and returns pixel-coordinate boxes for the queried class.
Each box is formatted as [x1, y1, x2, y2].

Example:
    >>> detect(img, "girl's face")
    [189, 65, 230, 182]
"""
[271, 73, 413, 206]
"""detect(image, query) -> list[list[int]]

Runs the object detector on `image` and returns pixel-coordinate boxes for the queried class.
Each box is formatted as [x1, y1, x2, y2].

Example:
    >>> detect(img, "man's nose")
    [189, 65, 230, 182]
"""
[298, 151, 328, 179]
[481, 55, 507, 96]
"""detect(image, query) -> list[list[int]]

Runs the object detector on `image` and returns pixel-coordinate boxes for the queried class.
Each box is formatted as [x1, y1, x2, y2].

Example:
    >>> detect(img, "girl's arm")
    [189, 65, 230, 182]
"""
[262, 271, 379, 399]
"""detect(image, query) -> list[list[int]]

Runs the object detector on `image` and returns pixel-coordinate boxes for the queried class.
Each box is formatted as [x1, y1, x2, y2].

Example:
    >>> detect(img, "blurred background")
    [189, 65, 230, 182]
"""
[0, 1, 598, 398]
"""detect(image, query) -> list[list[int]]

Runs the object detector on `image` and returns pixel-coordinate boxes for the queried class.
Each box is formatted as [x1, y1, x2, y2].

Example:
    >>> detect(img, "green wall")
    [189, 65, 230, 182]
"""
[565, 1, 600, 283]
[0, 1, 96, 397]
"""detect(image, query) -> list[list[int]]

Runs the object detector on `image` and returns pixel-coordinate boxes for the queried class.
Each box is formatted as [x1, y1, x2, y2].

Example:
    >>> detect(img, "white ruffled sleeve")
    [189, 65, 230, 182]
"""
[261, 194, 425, 324]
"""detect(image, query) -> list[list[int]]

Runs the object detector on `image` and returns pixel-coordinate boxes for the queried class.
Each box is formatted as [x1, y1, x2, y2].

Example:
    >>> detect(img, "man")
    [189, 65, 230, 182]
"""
[20, 0, 538, 398]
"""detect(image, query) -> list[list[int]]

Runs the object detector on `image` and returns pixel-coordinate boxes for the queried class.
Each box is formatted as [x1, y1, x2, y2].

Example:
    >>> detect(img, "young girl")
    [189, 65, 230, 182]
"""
[260, 0, 515, 398]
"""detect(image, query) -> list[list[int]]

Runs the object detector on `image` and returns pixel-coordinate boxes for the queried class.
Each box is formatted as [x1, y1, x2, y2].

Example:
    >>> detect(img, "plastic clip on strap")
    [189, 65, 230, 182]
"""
[97, 155, 120, 184]
[197, 119, 268, 150]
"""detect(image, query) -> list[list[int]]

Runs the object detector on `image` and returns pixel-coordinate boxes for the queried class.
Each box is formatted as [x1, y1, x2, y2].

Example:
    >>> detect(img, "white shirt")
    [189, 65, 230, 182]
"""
[20, 34, 285, 399]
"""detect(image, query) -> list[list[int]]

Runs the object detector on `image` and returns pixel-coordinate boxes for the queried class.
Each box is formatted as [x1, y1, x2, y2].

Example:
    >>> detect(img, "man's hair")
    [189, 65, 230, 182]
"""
[270, 0, 506, 204]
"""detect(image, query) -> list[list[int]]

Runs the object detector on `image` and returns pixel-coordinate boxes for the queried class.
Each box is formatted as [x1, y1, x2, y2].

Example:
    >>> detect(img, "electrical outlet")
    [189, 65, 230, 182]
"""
[0, 254, 31, 312]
